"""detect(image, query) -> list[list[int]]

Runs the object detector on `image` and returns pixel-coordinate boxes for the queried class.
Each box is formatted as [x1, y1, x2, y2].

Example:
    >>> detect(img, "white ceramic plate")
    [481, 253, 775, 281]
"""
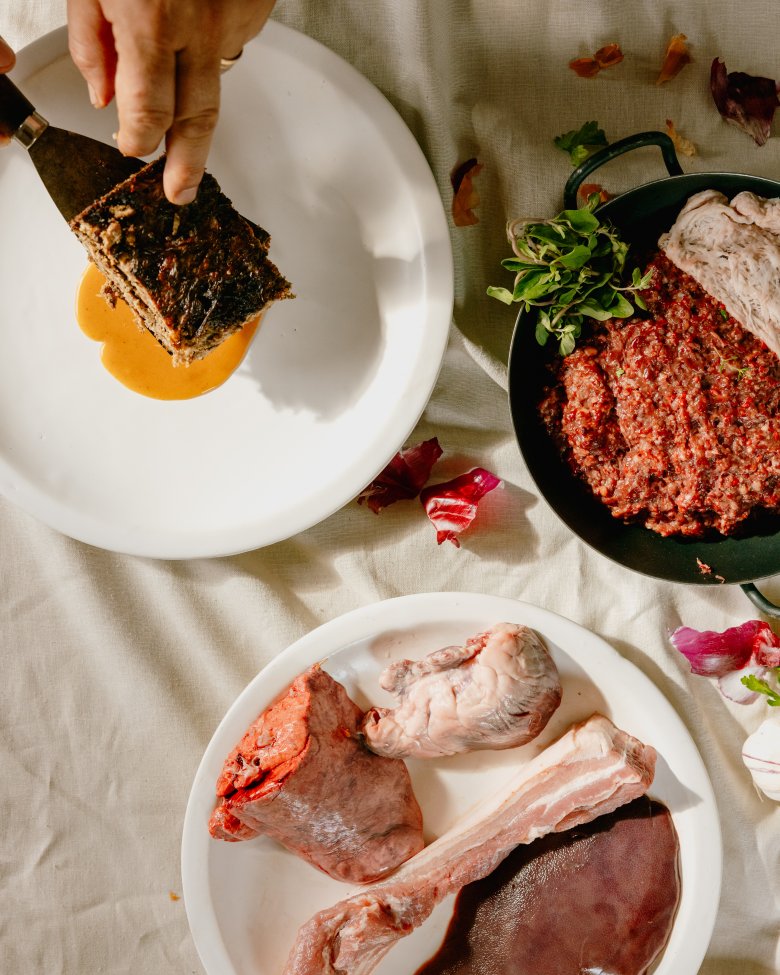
[0, 23, 453, 558]
[182, 592, 722, 975]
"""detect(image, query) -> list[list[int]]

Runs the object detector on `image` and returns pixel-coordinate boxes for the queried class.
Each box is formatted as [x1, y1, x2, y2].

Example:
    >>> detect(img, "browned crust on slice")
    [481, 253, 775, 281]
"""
[70, 156, 293, 365]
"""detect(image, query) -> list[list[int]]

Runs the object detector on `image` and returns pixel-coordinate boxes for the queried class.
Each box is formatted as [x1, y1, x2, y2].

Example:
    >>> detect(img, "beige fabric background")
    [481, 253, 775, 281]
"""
[1, 1, 779, 973]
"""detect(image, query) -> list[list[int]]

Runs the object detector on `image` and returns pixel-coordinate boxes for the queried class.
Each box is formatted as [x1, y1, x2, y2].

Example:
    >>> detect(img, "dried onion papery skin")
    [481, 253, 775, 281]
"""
[450, 158, 483, 227]
[569, 57, 601, 79]
[593, 43, 624, 68]
[710, 57, 780, 146]
[657, 33, 692, 85]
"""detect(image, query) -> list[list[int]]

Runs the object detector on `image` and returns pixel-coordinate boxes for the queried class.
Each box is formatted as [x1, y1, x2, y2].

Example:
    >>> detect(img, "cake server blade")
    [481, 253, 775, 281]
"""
[0, 74, 143, 222]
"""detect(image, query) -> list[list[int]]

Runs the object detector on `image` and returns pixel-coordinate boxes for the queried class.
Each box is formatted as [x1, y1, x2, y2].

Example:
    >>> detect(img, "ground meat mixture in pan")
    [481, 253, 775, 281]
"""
[538, 253, 780, 537]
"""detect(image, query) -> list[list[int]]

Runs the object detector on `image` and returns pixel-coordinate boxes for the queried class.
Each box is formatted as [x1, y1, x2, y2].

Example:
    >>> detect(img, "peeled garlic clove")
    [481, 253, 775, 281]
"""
[742, 718, 780, 801]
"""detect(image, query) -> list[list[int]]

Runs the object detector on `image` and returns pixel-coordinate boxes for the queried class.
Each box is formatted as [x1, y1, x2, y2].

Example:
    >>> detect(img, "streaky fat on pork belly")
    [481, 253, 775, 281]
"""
[361, 622, 562, 759]
[283, 713, 656, 975]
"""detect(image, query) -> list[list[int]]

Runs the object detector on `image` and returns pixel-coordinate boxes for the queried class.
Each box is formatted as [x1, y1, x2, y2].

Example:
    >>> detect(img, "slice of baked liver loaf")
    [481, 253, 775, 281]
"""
[70, 156, 292, 365]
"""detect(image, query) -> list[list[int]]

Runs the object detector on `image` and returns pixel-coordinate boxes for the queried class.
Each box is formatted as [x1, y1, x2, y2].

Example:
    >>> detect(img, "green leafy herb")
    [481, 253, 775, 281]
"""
[718, 355, 751, 380]
[553, 121, 609, 167]
[741, 672, 780, 706]
[487, 196, 652, 355]
[719, 307, 729, 320]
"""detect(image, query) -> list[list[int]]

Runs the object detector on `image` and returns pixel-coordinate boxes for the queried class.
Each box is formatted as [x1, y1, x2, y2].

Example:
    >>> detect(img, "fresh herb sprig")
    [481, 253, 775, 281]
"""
[487, 196, 652, 356]
[741, 671, 780, 706]
[553, 120, 608, 167]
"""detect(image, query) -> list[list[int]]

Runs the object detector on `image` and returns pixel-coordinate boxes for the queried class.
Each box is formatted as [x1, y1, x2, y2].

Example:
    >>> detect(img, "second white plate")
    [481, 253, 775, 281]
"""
[182, 592, 722, 975]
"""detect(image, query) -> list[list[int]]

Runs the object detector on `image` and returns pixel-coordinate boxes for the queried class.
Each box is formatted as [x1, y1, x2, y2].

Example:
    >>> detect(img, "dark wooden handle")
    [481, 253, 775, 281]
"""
[0, 75, 35, 141]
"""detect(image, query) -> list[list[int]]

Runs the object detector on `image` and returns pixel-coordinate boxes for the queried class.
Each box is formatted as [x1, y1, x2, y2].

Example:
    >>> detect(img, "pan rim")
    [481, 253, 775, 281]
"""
[507, 169, 780, 587]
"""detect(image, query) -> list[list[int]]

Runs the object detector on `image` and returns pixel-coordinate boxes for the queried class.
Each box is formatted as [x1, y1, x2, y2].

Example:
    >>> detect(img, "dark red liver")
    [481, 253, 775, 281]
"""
[416, 795, 680, 975]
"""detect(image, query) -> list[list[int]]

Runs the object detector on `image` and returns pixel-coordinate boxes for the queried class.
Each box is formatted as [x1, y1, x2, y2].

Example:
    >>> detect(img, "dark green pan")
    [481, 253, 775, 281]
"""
[507, 131, 780, 616]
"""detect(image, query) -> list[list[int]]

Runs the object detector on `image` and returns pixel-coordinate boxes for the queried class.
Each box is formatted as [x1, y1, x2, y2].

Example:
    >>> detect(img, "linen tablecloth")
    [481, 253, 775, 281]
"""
[1, 2, 778, 972]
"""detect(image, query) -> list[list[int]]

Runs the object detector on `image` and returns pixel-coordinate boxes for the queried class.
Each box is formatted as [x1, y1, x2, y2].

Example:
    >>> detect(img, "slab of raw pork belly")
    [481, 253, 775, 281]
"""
[283, 714, 656, 975]
[361, 622, 561, 759]
[660, 189, 780, 359]
[209, 665, 424, 884]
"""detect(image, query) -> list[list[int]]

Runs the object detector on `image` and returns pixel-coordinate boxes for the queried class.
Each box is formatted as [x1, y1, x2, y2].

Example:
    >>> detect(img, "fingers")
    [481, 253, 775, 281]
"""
[163, 49, 221, 205]
[65, 0, 278, 204]
[67, 0, 117, 107]
[0, 34, 15, 147]
[0, 34, 15, 72]
[112, 29, 176, 160]
[161, 0, 276, 204]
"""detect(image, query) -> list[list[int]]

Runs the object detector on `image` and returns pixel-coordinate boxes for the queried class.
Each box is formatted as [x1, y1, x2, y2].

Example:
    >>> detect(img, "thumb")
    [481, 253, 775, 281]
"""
[0, 34, 15, 72]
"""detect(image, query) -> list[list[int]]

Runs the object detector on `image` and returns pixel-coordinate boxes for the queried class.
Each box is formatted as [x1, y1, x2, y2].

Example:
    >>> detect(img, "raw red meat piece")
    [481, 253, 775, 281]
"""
[209, 665, 424, 884]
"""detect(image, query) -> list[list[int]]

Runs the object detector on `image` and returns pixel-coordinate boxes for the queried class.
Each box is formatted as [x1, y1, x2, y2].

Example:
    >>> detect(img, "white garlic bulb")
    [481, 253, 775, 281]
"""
[742, 718, 780, 801]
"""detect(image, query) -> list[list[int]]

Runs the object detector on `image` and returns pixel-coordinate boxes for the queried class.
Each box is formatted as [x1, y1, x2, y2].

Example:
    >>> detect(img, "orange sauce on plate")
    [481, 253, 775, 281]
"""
[75, 263, 260, 400]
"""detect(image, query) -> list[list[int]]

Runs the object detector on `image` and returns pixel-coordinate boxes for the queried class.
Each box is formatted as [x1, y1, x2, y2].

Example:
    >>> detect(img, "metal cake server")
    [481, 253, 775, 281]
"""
[0, 74, 143, 222]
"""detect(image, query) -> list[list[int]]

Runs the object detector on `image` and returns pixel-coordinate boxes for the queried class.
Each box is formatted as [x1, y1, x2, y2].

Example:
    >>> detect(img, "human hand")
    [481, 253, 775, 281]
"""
[0, 34, 17, 146]
[0, 34, 13, 73]
[67, 0, 276, 204]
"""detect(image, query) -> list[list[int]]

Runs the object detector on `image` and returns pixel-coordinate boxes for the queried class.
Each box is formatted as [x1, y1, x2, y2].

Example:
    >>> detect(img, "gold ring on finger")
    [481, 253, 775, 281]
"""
[220, 49, 244, 73]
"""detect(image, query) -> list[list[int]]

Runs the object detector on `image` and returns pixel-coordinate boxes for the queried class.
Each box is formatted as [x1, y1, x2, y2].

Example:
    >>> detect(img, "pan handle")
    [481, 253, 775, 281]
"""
[741, 582, 780, 619]
[563, 131, 684, 210]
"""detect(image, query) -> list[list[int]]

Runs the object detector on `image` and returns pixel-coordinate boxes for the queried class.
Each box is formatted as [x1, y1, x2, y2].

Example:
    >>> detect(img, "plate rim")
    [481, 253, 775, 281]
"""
[181, 591, 723, 975]
[1, 22, 454, 559]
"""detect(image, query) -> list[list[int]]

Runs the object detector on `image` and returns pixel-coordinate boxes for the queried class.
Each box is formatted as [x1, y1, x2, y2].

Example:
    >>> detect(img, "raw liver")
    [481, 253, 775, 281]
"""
[416, 795, 680, 975]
